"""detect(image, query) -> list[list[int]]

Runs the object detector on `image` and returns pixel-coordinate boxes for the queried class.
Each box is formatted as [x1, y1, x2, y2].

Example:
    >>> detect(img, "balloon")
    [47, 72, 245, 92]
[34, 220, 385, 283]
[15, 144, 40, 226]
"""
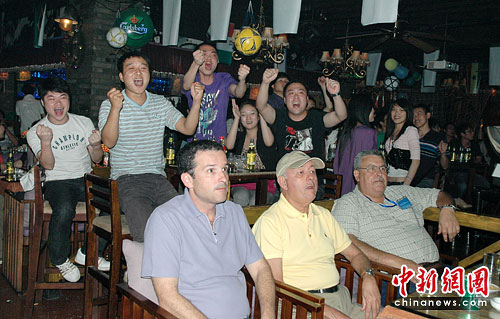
[405, 77, 416, 87]
[385, 58, 398, 71]
[394, 65, 409, 79]
[412, 72, 422, 81]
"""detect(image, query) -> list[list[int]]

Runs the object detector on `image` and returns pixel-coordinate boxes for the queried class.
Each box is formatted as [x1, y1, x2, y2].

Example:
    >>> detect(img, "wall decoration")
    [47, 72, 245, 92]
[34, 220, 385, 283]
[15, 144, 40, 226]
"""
[115, 8, 154, 48]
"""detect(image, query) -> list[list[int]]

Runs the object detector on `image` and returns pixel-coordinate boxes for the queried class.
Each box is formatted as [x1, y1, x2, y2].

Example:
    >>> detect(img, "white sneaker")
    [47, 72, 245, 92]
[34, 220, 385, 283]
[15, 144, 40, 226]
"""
[75, 248, 111, 271]
[56, 259, 81, 282]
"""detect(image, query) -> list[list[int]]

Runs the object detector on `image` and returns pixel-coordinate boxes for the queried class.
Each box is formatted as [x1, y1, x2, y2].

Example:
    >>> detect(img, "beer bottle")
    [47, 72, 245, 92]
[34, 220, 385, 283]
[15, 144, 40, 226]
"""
[219, 136, 227, 153]
[246, 139, 256, 171]
[166, 136, 175, 166]
[465, 147, 472, 162]
[102, 144, 110, 167]
[6, 148, 15, 182]
[450, 146, 456, 162]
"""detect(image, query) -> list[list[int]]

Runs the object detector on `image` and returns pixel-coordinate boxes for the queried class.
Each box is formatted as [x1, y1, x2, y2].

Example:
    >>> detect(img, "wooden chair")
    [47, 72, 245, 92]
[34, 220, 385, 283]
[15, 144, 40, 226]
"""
[117, 270, 325, 319]
[84, 173, 131, 319]
[335, 254, 401, 306]
[323, 172, 343, 200]
[24, 166, 87, 319]
[2, 190, 33, 292]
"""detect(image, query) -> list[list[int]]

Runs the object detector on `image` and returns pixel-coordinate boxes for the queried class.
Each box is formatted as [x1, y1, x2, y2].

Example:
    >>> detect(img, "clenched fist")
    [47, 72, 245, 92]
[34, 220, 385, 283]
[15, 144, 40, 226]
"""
[238, 64, 250, 81]
[191, 82, 205, 103]
[88, 130, 101, 147]
[317, 76, 327, 89]
[107, 88, 124, 111]
[262, 68, 278, 84]
[326, 78, 341, 95]
[193, 49, 206, 66]
[36, 124, 53, 143]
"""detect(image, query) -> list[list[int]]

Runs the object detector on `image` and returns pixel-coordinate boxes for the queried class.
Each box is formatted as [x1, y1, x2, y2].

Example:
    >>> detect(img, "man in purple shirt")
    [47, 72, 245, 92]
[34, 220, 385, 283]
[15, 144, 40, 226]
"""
[142, 140, 275, 319]
[182, 42, 250, 140]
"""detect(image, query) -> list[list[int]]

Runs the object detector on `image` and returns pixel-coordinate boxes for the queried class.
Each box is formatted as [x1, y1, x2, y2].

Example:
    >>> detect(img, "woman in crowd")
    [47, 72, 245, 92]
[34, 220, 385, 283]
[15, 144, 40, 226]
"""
[333, 94, 377, 195]
[226, 99, 277, 206]
[384, 99, 420, 185]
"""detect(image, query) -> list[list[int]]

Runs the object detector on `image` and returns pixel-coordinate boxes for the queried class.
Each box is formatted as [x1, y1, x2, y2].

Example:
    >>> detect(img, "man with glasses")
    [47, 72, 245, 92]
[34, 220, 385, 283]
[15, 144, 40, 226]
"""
[333, 150, 460, 272]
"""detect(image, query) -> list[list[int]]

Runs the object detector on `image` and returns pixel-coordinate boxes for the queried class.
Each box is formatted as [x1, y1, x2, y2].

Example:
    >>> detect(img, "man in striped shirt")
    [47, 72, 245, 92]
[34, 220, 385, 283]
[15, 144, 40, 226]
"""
[99, 51, 204, 242]
[412, 104, 448, 188]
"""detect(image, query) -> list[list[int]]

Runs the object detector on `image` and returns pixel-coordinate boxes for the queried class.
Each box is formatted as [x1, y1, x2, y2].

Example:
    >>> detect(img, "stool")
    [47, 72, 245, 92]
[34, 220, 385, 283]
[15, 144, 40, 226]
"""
[24, 166, 87, 319]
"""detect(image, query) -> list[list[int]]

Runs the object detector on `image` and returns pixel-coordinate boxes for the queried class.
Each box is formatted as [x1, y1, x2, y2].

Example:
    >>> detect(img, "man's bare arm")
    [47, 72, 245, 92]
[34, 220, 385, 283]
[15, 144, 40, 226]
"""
[255, 69, 278, 124]
[246, 258, 276, 319]
[152, 277, 206, 319]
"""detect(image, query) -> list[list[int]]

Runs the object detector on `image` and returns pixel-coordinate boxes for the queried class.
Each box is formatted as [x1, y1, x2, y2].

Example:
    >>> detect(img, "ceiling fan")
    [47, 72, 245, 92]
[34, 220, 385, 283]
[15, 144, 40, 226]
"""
[337, 20, 454, 53]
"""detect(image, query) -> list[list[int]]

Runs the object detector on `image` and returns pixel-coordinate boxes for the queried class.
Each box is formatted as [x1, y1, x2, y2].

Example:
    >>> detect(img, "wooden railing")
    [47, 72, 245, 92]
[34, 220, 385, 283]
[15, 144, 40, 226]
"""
[423, 207, 500, 268]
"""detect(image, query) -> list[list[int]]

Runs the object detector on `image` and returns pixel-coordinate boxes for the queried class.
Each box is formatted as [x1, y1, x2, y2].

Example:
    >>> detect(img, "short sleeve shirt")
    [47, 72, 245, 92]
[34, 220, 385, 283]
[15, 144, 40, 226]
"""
[271, 108, 326, 160]
[333, 185, 440, 264]
[252, 194, 351, 290]
[182, 72, 237, 140]
[98, 90, 183, 179]
[142, 189, 263, 319]
[27, 114, 94, 181]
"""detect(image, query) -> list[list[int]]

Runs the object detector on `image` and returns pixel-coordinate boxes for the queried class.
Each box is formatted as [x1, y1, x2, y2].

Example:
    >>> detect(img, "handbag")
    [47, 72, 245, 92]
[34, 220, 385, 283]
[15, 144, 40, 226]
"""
[386, 148, 411, 170]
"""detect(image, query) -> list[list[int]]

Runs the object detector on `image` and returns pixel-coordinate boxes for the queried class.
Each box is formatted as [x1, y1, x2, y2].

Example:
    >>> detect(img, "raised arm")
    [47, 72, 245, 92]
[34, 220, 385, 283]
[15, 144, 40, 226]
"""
[318, 76, 333, 112]
[226, 100, 240, 150]
[255, 69, 278, 124]
[36, 124, 55, 170]
[340, 243, 380, 319]
[182, 50, 205, 91]
[259, 114, 274, 147]
[323, 79, 347, 127]
[152, 277, 206, 318]
[87, 130, 103, 163]
[438, 140, 449, 170]
[246, 258, 276, 319]
[229, 64, 250, 98]
[175, 82, 204, 135]
[101, 88, 123, 148]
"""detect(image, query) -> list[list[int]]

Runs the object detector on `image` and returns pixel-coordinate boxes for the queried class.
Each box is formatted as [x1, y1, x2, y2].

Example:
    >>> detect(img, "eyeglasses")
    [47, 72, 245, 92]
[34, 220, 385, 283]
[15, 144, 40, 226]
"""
[357, 165, 388, 174]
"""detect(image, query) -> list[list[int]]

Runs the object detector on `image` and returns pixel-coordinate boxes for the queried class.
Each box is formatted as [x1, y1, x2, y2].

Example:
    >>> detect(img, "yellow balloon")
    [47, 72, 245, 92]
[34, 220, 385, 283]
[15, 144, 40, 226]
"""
[385, 58, 398, 71]
[235, 27, 262, 56]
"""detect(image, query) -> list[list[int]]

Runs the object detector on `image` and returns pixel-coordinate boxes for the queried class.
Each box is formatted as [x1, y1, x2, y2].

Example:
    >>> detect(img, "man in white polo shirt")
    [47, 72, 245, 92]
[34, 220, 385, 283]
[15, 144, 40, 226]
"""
[99, 51, 204, 242]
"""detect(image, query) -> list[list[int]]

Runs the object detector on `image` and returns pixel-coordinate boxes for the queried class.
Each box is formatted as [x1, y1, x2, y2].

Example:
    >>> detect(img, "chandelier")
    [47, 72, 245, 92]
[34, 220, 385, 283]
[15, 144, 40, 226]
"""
[319, 40, 370, 80]
[232, 1, 289, 64]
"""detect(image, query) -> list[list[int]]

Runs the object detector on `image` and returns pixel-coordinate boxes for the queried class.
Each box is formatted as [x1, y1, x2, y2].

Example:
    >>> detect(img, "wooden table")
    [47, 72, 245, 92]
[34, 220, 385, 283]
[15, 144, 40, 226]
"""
[165, 166, 276, 205]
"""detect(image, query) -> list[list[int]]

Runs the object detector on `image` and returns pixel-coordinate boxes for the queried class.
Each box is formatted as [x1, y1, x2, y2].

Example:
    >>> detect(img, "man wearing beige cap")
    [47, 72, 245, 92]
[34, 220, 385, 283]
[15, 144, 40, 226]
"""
[253, 151, 380, 319]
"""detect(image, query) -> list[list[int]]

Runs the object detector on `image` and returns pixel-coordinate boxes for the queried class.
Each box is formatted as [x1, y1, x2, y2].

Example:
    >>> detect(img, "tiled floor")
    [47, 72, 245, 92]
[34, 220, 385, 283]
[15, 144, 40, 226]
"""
[0, 274, 85, 319]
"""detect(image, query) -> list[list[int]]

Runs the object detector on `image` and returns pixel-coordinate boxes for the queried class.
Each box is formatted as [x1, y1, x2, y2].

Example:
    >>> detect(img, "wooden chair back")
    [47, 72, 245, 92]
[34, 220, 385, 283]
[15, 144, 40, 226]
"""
[323, 172, 343, 200]
[335, 254, 401, 306]
[84, 173, 131, 319]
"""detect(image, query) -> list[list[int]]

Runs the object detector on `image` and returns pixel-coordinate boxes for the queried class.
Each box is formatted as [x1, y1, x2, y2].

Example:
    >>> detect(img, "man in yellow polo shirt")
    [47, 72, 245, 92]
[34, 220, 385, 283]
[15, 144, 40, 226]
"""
[253, 151, 380, 319]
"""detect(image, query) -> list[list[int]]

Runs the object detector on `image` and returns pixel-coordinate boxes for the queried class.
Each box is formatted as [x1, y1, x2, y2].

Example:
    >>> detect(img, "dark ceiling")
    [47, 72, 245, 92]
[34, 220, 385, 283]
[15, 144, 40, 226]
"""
[1, 0, 499, 71]
[174, 0, 500, 71]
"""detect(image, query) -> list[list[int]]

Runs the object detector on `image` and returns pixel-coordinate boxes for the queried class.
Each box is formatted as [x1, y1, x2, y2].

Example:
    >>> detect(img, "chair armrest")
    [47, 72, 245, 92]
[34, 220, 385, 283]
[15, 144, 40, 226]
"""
[117, 283, 178, 319]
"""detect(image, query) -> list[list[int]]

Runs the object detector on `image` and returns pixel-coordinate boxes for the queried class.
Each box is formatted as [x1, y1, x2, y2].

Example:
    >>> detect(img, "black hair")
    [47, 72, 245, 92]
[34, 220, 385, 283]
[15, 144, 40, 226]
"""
[22, 83, 35, 96]
[238, 99, 256, 109]
[117, 51, 151, 74]
[384, 98, 413, 144]
[269, 72, 289, 93]
[336, 94, 374, 170]
[456, 123, 473, 137]
[177, 140, 224, 177]
[39, 78, 71, 102]
[444, 122, 455, 130]
[428, 118, 440, 130]
[194, 41, 218, 54]
[413, 103, 431, 114]
[283, 80, 309, 98]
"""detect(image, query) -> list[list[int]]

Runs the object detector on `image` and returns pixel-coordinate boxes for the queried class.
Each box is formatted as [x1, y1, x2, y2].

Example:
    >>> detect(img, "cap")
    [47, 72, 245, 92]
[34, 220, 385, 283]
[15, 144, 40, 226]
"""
[276, 151, 325, 177]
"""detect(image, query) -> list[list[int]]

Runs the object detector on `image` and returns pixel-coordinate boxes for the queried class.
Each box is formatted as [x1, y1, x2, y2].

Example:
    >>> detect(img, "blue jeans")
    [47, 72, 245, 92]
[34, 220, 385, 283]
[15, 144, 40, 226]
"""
[117, 174, 178, 242]
[451, 172, 490, 198]
[45, 177, 107, 266]
[415, 178, 435, 188]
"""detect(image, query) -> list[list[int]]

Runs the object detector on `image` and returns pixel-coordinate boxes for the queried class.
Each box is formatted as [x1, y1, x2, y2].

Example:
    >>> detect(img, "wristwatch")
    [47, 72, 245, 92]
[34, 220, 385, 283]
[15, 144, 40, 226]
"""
[440, 204, 457, 211]
[330, 93, 340, 97]
[362, 268, 375, 278]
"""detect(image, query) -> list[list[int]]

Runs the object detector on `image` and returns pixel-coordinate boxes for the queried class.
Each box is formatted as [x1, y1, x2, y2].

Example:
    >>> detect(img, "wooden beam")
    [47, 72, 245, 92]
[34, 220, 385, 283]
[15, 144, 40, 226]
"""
[458, 241, 500, 268]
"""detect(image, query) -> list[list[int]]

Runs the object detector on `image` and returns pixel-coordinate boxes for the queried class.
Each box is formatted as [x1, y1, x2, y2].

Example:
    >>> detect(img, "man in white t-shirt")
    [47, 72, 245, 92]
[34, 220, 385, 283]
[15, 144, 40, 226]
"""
[27, 78, 106, 284]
